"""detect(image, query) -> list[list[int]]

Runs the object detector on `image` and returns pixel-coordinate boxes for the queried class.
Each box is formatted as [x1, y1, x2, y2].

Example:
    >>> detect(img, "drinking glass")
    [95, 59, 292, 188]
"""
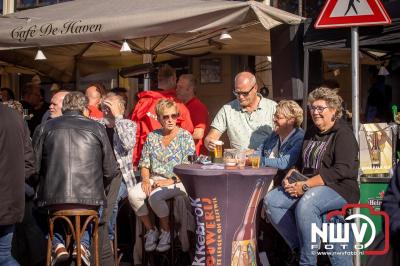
[188, 154, 198, 164]
[224, 149, 237, 169]
[213, 140, 224, 159]
[236, 150, 247, 169]
[250, 151, 261, 169]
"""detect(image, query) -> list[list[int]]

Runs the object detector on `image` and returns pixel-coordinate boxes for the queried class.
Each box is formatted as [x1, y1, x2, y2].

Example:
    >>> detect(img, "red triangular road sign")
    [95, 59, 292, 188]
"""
[315, 0, 391, 29]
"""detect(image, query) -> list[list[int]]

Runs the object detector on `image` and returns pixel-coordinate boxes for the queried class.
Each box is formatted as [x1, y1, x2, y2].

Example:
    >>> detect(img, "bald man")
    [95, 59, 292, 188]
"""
[204, 72, 277, 151]
[85, 84, 105, 120]
[49, 91, 69, 119]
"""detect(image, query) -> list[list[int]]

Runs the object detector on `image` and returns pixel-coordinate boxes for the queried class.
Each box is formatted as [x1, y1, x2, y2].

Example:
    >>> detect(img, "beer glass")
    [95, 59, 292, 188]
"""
[213, 140, 223, 158]
[236, 150, 246, 169]
[250, 151, 261, 169]
[224, 149, 237, 169]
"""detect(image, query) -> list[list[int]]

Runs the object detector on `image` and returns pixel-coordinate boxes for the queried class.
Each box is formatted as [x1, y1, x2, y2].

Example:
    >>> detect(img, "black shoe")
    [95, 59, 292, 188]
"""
[286, 248, 300, 266]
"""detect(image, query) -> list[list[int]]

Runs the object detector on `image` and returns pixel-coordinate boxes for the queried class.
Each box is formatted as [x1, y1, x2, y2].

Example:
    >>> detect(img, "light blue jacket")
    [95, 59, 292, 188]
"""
[261, 128, 304, 170]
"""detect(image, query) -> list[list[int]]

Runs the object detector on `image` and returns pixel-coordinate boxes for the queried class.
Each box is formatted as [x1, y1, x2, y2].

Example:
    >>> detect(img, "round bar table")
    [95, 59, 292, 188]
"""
[174, 164, 277, 266]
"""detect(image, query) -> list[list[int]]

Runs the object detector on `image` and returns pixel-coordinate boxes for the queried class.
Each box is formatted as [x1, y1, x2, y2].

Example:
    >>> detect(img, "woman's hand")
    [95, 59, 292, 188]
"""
[153, 179, 175, 188]
[283, 181, 305, 198]
[284, 168, 297, 180]
[141, 179, 152, 196]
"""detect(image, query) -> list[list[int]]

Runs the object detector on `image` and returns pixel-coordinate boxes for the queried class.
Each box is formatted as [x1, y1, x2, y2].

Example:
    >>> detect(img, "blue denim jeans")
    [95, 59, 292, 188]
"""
[108, 181, 128, 240]
[0, 225, 19, 266]
[52, 207, 102, 250]
[264, 186, 353, 266]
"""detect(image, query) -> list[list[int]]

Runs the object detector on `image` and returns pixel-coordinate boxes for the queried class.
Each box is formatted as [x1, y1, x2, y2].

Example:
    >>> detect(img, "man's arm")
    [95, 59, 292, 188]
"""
[114, 118, 137, 151]
[23, 123, 36, 180]
[204, 128, 222, 151]
[192, 128, 205, 140]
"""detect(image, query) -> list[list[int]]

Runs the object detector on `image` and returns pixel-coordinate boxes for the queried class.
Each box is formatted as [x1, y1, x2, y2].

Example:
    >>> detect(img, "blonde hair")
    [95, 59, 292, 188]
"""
[276, 100, 303, 127]
[155, 98, 179, 118]
[308, 87, 343, 119]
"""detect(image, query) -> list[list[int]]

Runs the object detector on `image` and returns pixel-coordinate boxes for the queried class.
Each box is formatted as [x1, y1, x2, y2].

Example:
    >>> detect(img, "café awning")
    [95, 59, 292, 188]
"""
[0, 0, 303, 82]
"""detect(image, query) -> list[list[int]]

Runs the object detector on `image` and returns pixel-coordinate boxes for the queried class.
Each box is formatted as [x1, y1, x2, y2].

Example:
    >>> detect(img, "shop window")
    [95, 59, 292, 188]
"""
[15, 0, 72, 11]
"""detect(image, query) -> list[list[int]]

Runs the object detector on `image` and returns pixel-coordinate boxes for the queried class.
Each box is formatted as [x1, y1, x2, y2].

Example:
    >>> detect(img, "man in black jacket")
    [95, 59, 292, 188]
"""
[33, 91, 119, 265]
[0, 104, 35, 265]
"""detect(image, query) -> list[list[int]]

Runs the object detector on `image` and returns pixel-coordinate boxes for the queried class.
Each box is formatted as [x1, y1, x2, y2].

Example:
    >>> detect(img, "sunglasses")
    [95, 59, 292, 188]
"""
[162, 114, 179, 120]
[233, 84, 255, 97]
[309, 106, 328, 113]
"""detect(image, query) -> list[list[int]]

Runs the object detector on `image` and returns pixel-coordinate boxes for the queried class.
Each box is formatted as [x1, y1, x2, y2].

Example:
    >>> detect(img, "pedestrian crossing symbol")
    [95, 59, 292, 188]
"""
[315, 0, 391, 28]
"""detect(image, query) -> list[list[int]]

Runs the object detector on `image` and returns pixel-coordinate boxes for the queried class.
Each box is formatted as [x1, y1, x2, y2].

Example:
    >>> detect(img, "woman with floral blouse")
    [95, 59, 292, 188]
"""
[128, 98, 195, 253]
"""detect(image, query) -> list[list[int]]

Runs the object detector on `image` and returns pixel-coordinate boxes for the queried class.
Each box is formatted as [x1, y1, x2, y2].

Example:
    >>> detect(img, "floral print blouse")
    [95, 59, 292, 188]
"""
[139, 128, 195, 179]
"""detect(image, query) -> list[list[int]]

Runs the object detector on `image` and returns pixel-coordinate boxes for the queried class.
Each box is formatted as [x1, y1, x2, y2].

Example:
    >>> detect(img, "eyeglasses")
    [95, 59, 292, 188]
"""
[233, 84, 255, 97]
[162, 114, 178, 120]
[309, 105, 328, 113]
[273, 114, 286, 120]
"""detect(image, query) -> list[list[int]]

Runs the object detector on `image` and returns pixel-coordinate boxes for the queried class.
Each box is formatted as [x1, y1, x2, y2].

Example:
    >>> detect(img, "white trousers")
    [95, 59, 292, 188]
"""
[128, 177, 186, 217]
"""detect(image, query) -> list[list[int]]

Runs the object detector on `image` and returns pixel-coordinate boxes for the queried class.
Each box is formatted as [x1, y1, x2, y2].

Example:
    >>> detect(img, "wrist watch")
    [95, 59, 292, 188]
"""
[302, 182, 310, 192]
[171, 176, 177, 184]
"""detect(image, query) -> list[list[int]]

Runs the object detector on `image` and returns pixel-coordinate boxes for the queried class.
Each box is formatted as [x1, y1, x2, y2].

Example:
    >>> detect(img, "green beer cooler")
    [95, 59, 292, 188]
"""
[360, 176, 391, 264]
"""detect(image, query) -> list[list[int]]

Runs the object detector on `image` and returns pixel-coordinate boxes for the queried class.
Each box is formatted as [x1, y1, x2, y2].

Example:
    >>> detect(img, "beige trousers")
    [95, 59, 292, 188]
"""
[128, 177, 186, 217]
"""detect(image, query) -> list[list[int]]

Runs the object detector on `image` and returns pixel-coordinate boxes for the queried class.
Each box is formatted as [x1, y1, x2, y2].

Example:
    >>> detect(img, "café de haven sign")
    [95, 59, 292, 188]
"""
[10, 20, 103, 42]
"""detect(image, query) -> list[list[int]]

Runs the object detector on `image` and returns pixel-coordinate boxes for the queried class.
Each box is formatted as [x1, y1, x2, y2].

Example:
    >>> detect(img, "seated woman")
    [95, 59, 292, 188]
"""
[128, 99, 195, 253]
[261, 100, 304, 187]
[264, 87, 359, 266]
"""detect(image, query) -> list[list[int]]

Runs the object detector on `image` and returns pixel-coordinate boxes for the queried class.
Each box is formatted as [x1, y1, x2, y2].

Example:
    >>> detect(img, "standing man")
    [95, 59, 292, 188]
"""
[131, 64, 193, 166]
[41, 90, 70, 122]
[204, 72, 277, 151]
[176, 74, 209, 155]
[85, 84, 105, 121]
[20, 84, 47, 135]
[0, 104, 35, 265]
[102, 93, 137, 249]
[33, 92, 119, 265]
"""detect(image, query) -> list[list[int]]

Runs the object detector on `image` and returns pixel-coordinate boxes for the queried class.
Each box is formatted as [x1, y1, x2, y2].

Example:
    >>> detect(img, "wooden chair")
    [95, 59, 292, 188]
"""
[46, 209, 100, 266]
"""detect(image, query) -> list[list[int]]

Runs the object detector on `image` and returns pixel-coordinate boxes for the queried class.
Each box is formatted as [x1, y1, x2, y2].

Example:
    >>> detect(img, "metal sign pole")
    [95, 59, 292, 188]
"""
[351, 26, 361, 266]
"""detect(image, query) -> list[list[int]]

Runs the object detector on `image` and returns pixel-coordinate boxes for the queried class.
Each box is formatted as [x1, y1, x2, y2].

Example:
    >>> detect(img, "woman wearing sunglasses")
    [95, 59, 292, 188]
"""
[264, 87, 359, 266]
[128, 98, 195, 253]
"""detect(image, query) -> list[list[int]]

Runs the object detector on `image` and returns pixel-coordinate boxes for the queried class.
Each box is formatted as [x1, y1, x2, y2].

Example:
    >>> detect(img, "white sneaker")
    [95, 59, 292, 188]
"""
[144, 228, 159, 252]
[72, 244, 91, 266]
[156, 229, 171, 252]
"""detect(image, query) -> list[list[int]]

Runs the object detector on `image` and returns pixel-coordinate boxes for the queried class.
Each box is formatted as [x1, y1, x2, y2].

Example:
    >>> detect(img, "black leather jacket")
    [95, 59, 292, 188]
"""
[32, 111, 119, 207]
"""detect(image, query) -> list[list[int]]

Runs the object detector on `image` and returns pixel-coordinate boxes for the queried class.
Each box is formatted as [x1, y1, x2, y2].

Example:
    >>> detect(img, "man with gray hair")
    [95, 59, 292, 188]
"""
[101, 92, 137, 248]
[33, 91, 119, 266]
[205, 71, 277, 151]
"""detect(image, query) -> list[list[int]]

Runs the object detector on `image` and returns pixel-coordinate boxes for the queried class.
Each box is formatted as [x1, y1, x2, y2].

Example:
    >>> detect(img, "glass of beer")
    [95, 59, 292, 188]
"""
[213, 140, 224, 159]
[236, 150, 247, 169]
[250, 151, 261, 169]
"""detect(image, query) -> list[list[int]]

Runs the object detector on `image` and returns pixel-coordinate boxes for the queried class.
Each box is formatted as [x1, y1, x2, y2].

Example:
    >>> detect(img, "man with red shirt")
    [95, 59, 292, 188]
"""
[131, 64, 194, 166]
[176, 74, 209, 155]
[85, 84, 105, 121]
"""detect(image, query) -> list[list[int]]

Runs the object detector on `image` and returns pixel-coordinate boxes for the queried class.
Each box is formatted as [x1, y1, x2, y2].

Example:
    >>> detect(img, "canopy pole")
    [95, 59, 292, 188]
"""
[351, 26, 361, 266]
[143, 37, 152, 91]
[302, 48, 310, 131]
[74, 58, 80, 90]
